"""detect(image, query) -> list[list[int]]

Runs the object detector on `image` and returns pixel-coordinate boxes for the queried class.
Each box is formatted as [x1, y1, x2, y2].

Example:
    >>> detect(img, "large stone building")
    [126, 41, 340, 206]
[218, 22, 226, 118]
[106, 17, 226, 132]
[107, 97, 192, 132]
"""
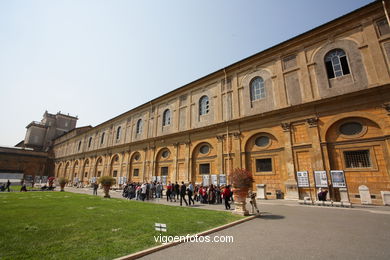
[52, 1, 390, 204]
[0, 111, 82, 182]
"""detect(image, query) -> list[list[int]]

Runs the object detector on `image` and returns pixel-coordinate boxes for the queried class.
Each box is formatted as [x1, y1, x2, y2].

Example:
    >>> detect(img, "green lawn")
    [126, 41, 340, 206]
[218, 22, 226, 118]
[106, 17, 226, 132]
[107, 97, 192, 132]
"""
[0, 192, 242, 260]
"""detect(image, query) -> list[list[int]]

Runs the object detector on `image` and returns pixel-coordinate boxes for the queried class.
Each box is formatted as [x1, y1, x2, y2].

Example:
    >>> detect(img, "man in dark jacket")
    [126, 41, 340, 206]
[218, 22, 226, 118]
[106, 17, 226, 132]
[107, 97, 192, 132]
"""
[175, 182, 180, 200]
[180, 181, 188, 206]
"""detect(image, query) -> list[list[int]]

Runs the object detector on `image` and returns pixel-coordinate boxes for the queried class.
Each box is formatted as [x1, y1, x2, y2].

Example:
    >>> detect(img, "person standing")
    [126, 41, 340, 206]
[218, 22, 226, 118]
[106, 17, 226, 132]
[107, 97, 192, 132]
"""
[6, 180, 11, 192]
[141, 183, 147, 201]
[93, 182, 98, 196]
[187, 182, 195, 205]
[180, 182, 188, 206]
[175, 182, 180, 200]
[166, 182, 172, 202]
[222, 185, 232, 210]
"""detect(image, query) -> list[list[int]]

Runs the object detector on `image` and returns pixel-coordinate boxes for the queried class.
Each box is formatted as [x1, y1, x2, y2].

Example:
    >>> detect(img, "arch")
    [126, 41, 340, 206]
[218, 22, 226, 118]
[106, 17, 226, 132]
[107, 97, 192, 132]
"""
[56, 163, 63, 178]
[312, 39, 368, 98]
[191, 142, 215, 184]
[64, 162, 71, 179]
[321, 112, 387, 140]
[81, 158, 91, 183]
[199, 96, 209, 115]
[136, 119, 143, 134]
[250, 77, 265, 101]
[244, 132, 279, 152]
[163, 109, 171, 126]
[240, 68, 275, 116]
[94, 156, 104, 178]
[154, 148, 172, 184]
[129, 151, 142, 181]
[116, 126, 121, 140]
[324, 49, 350, 79]
[72, 160, 80, 182]
[109, 154, 120, 178]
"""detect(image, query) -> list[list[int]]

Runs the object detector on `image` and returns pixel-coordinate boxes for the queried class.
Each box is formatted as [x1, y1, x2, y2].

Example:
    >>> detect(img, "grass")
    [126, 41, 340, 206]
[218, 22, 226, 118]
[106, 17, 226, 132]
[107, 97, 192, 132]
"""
[0, 192, 242, 260]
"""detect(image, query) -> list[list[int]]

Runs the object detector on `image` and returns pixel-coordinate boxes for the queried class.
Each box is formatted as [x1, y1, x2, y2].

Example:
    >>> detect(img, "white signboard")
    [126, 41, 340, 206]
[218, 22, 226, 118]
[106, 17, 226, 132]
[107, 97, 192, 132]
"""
[219, 174, 227, 186]
[314, 171, 328, 188]
[161, 176, 167, 185]
[296, 171, 310, 188]
[155, 223, 167, 232]
[123, 176, 127, 184]
[211, 175, 218, 186]
[118, 177, 122, 185]
[202, 175, 210, 186]
[330, 170, 346, 188]
[156, 176, 161, 183]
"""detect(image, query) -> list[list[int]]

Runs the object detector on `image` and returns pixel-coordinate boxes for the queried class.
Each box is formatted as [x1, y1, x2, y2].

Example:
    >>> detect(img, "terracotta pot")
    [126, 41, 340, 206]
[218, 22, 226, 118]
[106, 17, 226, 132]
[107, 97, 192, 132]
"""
[103, 185, 111, 198]
[232, 187, 249, 216]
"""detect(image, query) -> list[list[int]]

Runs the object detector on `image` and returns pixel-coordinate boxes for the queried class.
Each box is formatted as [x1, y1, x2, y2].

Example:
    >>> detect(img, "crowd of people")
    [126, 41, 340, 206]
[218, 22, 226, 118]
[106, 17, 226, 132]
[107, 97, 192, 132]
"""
[121, 181, 234, 209]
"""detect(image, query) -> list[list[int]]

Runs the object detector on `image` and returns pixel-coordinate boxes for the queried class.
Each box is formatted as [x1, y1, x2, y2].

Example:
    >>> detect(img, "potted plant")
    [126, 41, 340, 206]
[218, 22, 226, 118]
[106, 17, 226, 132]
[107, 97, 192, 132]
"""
[98, 176, 116, 198]
[228, 168, 254, 216]
[57, 177, 68, 192]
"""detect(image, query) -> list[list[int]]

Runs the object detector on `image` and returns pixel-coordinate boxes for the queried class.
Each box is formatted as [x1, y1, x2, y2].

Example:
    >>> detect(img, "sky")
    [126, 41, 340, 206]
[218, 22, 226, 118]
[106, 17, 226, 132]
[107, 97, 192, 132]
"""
[0, 0, 374, 147]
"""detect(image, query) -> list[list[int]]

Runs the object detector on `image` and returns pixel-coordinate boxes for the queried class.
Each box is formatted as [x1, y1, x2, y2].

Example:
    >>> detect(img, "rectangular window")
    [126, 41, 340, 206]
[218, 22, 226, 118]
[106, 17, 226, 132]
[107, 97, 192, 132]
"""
[256, 158, 272, 172]
[344, 150, 371, 168]
[161, 167, 168, 176]
[84, 172, 88, 177]
[199, 163, 210, 174]
[377, 19, 390, 36]
[113, 170, 118, 177]
[97, 171, 101, 177]
[133, 168, 139, 177]
[283, 55, 297, 70]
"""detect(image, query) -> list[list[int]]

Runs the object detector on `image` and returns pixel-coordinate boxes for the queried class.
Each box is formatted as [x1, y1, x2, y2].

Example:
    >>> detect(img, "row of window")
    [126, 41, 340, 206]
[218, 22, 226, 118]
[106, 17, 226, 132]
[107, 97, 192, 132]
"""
[81, 148, 371, 179]
[73, 48, 352, 153]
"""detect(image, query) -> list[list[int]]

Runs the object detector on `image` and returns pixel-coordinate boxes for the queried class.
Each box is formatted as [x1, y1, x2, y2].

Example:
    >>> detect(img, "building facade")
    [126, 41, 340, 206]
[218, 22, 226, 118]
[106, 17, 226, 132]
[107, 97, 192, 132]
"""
[53, 2, 390, 205]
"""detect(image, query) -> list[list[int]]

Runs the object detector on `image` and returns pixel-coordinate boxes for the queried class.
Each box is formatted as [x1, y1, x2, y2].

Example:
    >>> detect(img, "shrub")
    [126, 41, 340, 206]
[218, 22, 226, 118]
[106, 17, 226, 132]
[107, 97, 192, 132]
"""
[228, 168, 254, 188]
[57, 177, 68, 185]
[98, 176, 116, 186]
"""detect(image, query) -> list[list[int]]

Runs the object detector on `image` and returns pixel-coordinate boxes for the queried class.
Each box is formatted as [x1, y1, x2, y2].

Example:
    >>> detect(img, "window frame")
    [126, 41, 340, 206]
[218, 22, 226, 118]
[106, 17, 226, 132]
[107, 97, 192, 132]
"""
[340, 146, 377, 172]
[199, 96, 210, 116]
[324, 49, 351, 79]
[136, 119, 143, 134]
[199, 163, 211, 175]
[116, 126, 121, 140]
[163, 109, 171, 126]
[250, 77, 266, 101]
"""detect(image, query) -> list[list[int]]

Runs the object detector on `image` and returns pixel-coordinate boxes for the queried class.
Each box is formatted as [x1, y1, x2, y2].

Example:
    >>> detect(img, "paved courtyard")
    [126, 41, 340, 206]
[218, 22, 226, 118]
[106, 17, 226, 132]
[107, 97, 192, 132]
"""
[66, 187, 390, 259]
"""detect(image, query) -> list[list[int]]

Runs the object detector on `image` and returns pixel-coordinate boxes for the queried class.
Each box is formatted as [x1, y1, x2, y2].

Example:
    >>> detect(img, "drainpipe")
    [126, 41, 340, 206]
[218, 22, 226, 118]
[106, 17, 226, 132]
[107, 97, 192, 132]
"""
[223, 68, 231, 179]
[383, 0, 390, 25]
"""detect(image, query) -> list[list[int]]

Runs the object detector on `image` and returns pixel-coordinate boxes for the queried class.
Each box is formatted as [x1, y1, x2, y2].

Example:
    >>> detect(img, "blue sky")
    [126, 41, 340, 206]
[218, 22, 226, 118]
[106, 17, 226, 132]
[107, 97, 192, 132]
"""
[0, 0, 373, 146]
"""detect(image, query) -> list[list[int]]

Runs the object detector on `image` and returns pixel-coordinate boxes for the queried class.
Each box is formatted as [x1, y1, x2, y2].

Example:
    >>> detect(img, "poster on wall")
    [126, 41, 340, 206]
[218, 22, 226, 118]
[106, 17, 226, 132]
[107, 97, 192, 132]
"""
[330, 170, 346, 188]
[41, 176, 48, 184]
[211, 175, 218, 186]
[123, 176, 127, 184]
[156, 176, 161, 183]
[219, 174, 227, 186]
[314, 171, 328, 188]
[202, 175, 210, 186]
[118, 177, 122, 185]
[296, 171, 310, 187]
[161, 176, 167, 185]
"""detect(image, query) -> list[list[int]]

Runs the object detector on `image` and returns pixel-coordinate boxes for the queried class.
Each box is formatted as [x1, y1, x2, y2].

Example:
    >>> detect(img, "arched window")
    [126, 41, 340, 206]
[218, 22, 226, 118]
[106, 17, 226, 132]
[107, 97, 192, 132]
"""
[325, 49, 350, 79]
[250, 77, 265, 101]
[101, 132, 105, 144]
[88, 137, 92, 148]
[163, 109, 171, 126]
[116, 126, 121, 140]
[136, 119, 143, 134]
[199, 96, 209, 116]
